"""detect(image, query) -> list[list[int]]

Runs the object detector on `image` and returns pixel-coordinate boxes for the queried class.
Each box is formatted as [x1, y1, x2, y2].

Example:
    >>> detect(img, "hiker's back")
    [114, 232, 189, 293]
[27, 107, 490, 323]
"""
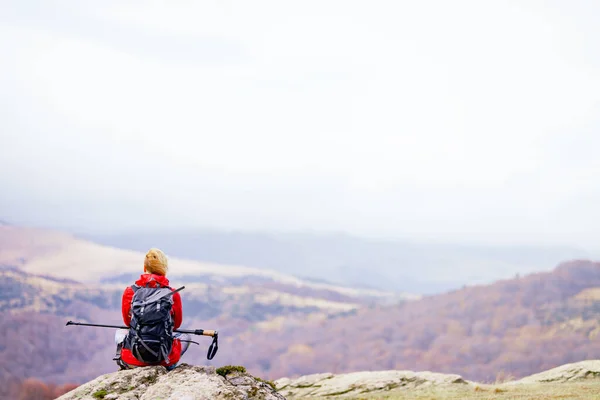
[119, 270, 184, 368]
[125, 284, 178, 364]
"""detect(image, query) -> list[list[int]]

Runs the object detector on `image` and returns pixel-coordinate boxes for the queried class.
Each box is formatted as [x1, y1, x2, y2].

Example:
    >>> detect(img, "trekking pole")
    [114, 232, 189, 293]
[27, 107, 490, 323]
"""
[66, 321, 220, 359]
[66, 321, 128, 329]
[174, 329, 219, 359]
[66, 321, 218, 336]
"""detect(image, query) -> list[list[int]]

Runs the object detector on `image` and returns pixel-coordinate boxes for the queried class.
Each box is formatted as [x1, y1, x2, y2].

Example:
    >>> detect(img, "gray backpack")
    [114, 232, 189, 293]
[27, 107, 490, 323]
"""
[124, 284, 184, 364]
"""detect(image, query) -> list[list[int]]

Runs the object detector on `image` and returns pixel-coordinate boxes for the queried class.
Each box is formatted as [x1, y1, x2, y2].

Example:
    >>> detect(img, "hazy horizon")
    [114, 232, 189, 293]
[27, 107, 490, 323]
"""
[4, 217, 595, 255]
[2, 1, 600, 251]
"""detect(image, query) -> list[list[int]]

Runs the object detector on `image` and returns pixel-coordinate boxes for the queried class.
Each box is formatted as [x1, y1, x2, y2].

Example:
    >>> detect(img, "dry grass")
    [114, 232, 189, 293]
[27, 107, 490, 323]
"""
[290, 381, 600, 399]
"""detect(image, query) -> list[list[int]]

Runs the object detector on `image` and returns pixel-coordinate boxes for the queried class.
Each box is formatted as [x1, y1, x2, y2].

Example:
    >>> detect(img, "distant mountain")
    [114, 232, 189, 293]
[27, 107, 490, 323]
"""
[81, 230, 589, 294]
[0, 225, 407, 302]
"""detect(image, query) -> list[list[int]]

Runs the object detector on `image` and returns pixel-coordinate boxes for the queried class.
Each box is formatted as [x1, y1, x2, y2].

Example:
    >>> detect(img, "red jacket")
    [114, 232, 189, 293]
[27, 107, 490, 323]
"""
[121, 273, 183, 367]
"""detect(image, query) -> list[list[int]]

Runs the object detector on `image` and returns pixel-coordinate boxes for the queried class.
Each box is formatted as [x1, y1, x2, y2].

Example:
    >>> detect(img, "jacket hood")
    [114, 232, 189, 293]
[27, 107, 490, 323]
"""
[135, 273, 170, 288]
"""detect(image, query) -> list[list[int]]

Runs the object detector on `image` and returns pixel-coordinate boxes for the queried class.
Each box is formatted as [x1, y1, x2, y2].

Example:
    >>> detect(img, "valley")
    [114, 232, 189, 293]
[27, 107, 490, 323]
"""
[3, 225, 600, 397]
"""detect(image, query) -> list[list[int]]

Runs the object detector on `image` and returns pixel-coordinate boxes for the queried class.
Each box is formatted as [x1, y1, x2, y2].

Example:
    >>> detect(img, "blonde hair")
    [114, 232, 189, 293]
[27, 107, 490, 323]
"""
[144, 248, 169, 276]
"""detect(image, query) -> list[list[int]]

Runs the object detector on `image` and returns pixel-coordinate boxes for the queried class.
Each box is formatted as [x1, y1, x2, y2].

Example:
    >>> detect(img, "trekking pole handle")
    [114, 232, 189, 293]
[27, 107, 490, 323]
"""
[173, 328, 217, 337]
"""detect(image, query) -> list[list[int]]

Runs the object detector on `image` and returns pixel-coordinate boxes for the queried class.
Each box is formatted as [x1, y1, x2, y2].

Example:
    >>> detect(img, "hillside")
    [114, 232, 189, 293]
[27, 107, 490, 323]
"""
[219, 260, 600, 381]
[4, 225, 600, 395]
[7, 257, 600, 386]
[83, 230, 589, 293]
[0, 225, 404, 397]
[0, 266, 390, 389]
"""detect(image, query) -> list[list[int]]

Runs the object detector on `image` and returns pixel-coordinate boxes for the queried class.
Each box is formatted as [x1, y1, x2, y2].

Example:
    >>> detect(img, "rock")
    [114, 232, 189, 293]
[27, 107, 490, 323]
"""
[275, 369, 468, 398]
[510, 360, 600, 384]
[56, 364, 286, 400]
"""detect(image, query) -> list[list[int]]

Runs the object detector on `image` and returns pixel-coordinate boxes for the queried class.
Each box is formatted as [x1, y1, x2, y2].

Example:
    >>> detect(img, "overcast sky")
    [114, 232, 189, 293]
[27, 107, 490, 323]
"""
[1, 0, 600, 249]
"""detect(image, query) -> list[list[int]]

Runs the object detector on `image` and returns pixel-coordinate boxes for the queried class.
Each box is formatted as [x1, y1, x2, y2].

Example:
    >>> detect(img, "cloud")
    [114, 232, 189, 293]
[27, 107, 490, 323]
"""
[1, 0, 600, 248]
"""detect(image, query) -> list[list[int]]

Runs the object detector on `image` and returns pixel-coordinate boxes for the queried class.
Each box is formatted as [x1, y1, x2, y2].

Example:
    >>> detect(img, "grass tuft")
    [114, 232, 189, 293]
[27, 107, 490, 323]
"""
[92, 389, 108, 399]
[216, 365, 247, 377]
[256, 377, 277, 391]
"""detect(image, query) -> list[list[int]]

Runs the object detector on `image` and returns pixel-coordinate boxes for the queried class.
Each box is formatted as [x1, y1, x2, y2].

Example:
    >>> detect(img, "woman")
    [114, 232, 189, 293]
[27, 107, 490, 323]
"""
[115, 248, 190, 370]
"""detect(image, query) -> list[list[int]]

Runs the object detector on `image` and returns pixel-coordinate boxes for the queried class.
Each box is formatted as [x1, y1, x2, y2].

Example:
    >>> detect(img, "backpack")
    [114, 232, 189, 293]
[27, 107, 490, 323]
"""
[123, 283, 184, 365]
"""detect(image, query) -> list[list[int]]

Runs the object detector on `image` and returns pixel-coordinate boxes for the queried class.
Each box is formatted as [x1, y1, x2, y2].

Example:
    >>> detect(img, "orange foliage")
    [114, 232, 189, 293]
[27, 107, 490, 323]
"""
[13, 379, 78, 400]
[214, 260, 600, 382]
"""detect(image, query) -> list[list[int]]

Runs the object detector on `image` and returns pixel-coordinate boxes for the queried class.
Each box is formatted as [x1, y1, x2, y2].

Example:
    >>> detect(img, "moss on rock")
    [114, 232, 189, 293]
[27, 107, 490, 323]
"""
[216, 365, 247, 377]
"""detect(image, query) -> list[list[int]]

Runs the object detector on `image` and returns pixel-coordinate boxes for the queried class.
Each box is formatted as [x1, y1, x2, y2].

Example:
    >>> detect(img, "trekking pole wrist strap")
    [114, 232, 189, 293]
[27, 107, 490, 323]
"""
[207, 335, 219, 360]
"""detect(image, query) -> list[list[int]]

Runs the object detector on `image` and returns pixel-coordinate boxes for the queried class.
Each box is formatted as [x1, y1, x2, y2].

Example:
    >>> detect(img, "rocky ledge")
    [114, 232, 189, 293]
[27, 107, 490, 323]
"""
[510, 360, 600, 384]
[57, 360, 600, 400]
[275, 370, 468, 398]
[56, 364, 285, 400]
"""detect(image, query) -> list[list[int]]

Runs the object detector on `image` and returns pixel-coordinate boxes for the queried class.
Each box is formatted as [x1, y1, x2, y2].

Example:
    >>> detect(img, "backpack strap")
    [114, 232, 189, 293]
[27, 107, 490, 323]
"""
[131, 329, 160, 359]
[128, 285, 140, 321]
